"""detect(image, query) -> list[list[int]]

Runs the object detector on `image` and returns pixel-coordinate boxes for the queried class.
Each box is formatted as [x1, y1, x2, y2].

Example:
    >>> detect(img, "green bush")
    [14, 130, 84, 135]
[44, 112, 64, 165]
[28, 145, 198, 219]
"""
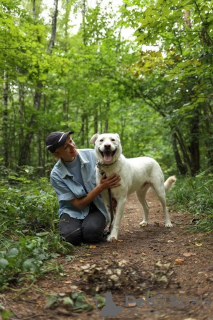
[0, 176, 58, 235]
[0, 233, 73, 290]
[0, 167, 74, 291]
[168, 173, 213, 232]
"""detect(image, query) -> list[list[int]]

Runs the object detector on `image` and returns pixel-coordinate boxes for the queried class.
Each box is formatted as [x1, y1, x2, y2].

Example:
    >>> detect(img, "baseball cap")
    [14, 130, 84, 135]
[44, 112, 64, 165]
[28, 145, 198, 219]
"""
[46, 131, 74, 153]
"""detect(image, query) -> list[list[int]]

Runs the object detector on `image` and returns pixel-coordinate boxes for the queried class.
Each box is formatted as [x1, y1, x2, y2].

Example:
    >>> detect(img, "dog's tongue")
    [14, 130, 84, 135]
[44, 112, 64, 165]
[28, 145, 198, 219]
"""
[103, 152, 113, 162]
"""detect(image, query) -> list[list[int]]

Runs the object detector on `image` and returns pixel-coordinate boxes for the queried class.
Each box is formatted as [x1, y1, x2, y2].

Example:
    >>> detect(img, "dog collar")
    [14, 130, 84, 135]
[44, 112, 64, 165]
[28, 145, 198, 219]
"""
[96, 161, 117, 175]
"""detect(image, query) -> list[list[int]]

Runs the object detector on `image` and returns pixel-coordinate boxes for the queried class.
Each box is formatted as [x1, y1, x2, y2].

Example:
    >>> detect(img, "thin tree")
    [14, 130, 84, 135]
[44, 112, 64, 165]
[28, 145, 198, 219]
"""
[18, 0, 59, 166]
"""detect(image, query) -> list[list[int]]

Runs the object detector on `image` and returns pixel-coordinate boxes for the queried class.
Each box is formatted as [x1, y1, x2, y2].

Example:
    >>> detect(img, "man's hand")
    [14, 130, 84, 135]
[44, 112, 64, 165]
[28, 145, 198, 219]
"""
[70, 173, 120, 210]
[99, 173, 121, 191]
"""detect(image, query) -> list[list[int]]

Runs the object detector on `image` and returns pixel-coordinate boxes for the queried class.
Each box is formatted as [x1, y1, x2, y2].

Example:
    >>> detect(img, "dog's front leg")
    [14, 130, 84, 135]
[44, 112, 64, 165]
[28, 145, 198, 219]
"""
[107, 198, 126, 242]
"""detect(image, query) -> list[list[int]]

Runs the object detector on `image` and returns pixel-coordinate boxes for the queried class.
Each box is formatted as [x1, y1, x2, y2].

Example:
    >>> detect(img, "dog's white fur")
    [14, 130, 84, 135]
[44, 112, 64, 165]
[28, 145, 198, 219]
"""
[90, 133, 176, 242]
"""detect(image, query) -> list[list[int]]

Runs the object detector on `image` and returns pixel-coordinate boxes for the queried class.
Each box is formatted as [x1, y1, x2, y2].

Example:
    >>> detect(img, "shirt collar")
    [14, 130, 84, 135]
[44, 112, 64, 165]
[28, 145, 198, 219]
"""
[78, 149, 90, 165]
[59, 150, 89, 178]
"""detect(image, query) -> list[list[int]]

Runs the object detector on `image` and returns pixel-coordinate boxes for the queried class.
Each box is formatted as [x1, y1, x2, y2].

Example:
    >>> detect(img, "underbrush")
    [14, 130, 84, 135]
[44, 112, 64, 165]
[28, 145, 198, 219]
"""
[168, 172, 213, 232]
[0, 166, 74, 291]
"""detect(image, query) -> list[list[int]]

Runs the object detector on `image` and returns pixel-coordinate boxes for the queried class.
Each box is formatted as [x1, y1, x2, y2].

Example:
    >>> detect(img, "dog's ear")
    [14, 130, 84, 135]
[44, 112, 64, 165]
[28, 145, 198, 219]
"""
[90, 133, 99, 144]
[115, 133, 120, 140]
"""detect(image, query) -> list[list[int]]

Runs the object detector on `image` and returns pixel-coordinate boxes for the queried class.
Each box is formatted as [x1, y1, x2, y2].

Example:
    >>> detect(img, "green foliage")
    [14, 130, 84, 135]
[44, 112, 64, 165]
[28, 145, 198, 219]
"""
[0, 232, 74, 290]
[0, 0, 176, 175]
[0, 175, 58, 234]
[168, 173, 213, 232]
[0, 306, 12, 320]
[45, 291, 94, 311]
[0, 167, 74, 291]
[120, 0, 213, 175]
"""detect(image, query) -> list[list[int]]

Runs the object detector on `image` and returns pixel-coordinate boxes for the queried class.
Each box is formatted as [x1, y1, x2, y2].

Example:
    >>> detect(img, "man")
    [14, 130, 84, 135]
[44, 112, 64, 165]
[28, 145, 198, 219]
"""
[46, 130, 120, 245]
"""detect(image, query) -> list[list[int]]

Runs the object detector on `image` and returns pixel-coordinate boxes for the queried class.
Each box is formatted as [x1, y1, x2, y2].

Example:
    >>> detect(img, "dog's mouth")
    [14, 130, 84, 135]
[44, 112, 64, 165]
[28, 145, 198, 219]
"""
[99, 149, 117, 163]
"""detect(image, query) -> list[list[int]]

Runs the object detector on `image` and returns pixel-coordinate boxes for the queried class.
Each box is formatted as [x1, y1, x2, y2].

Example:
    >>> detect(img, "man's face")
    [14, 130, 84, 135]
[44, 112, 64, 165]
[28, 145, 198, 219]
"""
[54, 135, 78, 161]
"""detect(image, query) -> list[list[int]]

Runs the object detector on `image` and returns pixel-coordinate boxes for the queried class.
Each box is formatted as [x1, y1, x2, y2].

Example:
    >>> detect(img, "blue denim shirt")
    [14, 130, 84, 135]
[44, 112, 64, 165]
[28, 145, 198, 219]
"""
[50, 149, 108, 222]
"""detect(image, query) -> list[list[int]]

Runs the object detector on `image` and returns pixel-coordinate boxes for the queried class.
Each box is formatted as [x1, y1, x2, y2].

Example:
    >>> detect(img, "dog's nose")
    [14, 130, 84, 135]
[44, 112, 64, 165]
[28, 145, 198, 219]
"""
[104, 144, 111, 150]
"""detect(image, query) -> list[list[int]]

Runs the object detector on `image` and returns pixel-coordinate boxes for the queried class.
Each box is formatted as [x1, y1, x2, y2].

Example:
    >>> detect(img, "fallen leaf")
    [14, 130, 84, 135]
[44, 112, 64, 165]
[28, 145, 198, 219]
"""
[195, 242, 202, 247]
[141, 252, 147, 257]
[128, 302, 137, 307]
[174, 258, 185, 265]
[183, 252, 196, 257]
[89, 245, 97, 249]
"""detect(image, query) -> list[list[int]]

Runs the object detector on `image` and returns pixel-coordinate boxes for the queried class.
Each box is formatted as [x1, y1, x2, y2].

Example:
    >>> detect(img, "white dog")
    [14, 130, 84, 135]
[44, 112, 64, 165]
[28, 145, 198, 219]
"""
[90, 133, 176, 242]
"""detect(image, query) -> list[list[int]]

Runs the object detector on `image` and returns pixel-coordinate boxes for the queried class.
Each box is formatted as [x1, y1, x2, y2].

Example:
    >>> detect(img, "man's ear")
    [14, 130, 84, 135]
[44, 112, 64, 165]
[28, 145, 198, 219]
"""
[53, 151, 60, 158]
[90, 133, 99, 144]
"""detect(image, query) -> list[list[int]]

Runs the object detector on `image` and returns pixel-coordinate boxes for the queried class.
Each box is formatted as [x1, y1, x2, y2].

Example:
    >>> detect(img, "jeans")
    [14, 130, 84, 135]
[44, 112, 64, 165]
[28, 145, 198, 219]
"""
[59, 203, 106, 245]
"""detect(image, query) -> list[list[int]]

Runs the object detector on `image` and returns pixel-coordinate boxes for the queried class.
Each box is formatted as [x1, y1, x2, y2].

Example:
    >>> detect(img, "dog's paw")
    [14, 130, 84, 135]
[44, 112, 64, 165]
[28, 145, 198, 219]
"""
[165, 221, 173, 227]
[139, 220, 148, 227]
[107, 234, 118, 242]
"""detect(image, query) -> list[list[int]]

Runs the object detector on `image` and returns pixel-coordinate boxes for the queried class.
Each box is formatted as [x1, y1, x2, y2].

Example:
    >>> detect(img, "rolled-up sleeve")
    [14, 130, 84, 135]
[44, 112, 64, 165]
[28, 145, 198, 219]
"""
[50, 174, 75, 202]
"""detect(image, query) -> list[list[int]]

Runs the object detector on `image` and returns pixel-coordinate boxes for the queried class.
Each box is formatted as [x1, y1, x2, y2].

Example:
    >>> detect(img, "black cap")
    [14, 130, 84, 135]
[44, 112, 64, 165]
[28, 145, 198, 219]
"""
[46, 131, 74, 153]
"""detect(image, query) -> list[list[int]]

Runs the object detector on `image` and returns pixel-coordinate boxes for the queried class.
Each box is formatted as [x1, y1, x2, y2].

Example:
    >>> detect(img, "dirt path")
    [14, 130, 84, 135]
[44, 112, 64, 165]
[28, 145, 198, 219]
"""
[1, 193, 213, 320]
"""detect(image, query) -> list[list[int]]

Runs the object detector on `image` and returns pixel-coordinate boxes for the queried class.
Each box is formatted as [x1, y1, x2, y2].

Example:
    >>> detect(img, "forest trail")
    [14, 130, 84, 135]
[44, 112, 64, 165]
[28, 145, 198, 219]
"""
[2, 192, 213, 320]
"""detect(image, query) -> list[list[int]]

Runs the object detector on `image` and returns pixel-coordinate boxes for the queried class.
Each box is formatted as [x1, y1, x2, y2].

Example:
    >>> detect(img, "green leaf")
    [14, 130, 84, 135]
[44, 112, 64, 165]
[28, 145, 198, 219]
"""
[6, 248, 19, 258]
[22, 259, 39, 272]
[0, 259, 9, 269]
[45, 293, 58, 309]
[73, 294, 93, 311]
[62, 297, 74, 309]
[0, 309, 13, 320]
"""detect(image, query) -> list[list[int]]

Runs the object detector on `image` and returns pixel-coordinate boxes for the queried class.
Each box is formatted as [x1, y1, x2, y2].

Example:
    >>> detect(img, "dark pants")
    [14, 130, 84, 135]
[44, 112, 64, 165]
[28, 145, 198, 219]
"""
[59, 204, 106, 246]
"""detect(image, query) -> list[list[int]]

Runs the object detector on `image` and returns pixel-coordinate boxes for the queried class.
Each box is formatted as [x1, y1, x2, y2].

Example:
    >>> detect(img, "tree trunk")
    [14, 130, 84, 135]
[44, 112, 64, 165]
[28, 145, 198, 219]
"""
[2, 70, 9, 167]
[82, 0, 87, 45]
[94, 108, 98, 133]
[171, 131, 188, 175]
[18, 0, 59, 166]
[32, 0, 36, 21]
[104, 120, 108, 133]
[18, 82, 24, 164]
[204, 105, 213, 171]
[81, 114, 85, 145]
[189, 108, 200, 176]
[18, 82, 43, 165]
[175, 128, 192, 169]
[48, 0, 58, 54]
[86, 116, 89, 147]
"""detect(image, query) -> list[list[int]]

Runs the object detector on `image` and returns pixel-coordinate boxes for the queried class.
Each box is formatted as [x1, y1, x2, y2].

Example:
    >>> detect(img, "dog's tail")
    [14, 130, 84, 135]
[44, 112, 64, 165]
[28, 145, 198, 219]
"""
[164, 176, 176, 193]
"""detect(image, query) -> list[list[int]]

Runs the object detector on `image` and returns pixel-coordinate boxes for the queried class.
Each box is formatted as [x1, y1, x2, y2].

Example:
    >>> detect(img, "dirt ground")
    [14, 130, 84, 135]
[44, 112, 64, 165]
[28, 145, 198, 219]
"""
[1, 192, 213, 320]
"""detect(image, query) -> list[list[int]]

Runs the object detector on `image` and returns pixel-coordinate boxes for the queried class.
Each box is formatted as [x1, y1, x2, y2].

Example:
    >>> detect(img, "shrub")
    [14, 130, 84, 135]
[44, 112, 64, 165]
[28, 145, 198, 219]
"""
[168, 173, 213, 232]
[0, 167, 74, 291]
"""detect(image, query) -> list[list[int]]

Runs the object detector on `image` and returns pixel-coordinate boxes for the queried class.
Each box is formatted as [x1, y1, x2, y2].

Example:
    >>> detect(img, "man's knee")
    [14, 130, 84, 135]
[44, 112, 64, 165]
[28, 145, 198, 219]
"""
[59, 214, 82, 246]
[61, 227, 82, 246]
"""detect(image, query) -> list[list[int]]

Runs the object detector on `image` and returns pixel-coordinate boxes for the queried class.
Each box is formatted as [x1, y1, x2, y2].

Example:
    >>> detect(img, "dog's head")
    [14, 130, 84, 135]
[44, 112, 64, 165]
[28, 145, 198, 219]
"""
[90, 133, 122, 164]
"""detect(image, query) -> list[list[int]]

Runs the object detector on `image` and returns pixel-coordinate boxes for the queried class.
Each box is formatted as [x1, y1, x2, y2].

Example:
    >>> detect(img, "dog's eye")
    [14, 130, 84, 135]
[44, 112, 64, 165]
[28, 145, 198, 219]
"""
[99, 139, 104, 142]
[111, 139, 115, 141]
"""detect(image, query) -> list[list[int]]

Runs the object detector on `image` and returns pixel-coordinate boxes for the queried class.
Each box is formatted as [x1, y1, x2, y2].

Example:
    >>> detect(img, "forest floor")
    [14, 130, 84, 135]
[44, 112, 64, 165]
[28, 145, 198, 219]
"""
[1, 192, 213, 320]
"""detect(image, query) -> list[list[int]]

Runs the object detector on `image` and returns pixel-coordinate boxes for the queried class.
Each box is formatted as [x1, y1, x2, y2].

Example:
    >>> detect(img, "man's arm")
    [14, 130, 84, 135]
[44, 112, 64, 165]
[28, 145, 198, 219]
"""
[70, 173, 120, 210]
